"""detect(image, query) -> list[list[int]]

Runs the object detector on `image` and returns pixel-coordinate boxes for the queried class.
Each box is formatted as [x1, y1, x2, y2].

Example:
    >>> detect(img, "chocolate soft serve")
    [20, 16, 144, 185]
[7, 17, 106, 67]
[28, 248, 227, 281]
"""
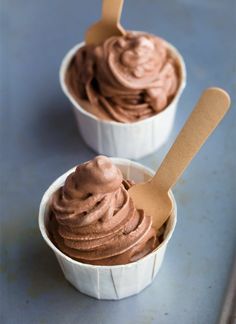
[66, 32, 180, 123]
[49, 156, 159, 265]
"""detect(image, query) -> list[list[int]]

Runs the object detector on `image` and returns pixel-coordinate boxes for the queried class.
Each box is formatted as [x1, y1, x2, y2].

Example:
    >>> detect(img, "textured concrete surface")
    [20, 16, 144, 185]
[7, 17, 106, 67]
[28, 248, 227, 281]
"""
[1, 0, 236, 323]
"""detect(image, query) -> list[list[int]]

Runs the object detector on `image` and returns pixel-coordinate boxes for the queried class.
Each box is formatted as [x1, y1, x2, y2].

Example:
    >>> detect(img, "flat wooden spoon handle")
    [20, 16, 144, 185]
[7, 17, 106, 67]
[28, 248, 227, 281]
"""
[101, 0, 124, 24]
[151, 87, 231, 191]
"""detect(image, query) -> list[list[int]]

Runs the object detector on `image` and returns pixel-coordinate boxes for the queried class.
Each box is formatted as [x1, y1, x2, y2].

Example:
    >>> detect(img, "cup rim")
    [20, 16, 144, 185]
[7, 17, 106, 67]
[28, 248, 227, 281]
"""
[38, 158, 177, 269]
[59, 35, 187, 127]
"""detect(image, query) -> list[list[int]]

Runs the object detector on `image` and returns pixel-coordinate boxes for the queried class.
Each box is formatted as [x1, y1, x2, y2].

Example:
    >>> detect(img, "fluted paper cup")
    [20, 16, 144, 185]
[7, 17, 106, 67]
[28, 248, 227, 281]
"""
[60, 40, 186, 159]
[39, 158, 177, 300]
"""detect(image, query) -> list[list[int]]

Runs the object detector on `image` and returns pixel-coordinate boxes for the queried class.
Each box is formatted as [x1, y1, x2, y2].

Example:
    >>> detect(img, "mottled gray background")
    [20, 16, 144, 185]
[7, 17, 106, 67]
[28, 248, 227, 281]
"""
[1, 0, 236, 323]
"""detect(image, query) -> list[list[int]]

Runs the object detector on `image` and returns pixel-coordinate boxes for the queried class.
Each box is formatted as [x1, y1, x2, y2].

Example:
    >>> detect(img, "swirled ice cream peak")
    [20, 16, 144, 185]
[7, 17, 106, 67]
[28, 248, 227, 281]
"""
[49, 156, 158, 265]
[67, 32, 180, 123]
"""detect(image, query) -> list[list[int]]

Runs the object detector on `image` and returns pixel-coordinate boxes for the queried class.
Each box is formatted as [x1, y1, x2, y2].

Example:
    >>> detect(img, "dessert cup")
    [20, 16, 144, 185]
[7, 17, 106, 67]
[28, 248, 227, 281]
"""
[60, 39, 186, 159]
[39, 158, 177, 300]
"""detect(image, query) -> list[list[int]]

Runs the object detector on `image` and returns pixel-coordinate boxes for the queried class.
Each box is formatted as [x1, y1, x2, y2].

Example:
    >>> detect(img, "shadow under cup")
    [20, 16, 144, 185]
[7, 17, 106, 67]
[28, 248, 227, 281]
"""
[38, 158, 177, 300]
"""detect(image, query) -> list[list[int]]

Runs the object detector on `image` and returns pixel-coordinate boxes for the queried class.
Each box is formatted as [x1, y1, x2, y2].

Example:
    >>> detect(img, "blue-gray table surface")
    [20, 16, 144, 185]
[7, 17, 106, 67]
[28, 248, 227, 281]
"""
[1, 0, 236, 323]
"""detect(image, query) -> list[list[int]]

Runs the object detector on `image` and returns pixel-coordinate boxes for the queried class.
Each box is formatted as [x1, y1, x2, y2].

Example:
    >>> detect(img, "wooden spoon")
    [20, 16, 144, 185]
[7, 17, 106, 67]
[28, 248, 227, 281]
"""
[128, 87, 231, 230]
[85, 0, 126, 45]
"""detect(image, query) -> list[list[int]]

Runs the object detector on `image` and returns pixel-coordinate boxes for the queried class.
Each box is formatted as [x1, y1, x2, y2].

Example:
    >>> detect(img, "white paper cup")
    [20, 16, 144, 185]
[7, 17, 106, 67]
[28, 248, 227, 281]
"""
[60, 40, 186, 159]
[39, 158, 177, 300]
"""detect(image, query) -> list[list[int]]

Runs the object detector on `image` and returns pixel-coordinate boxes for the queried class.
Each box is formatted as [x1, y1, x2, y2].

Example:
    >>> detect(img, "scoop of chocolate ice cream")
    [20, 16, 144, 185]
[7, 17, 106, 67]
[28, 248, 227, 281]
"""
[67, 32, 180, 123]
[49, 156, 158, 265]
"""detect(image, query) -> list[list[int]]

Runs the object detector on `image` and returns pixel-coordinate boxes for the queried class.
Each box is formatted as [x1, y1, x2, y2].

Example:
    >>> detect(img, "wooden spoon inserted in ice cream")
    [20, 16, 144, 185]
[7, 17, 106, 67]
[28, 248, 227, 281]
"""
[85, 0, 126, 45]
[129, 88, 231, 231]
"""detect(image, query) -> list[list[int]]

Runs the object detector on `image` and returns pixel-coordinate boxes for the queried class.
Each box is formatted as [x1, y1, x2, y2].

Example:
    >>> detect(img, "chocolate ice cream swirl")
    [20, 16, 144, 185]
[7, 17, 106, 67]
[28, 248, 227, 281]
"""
[67, 32, 179, 123]
[50, 156, 158, 265]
